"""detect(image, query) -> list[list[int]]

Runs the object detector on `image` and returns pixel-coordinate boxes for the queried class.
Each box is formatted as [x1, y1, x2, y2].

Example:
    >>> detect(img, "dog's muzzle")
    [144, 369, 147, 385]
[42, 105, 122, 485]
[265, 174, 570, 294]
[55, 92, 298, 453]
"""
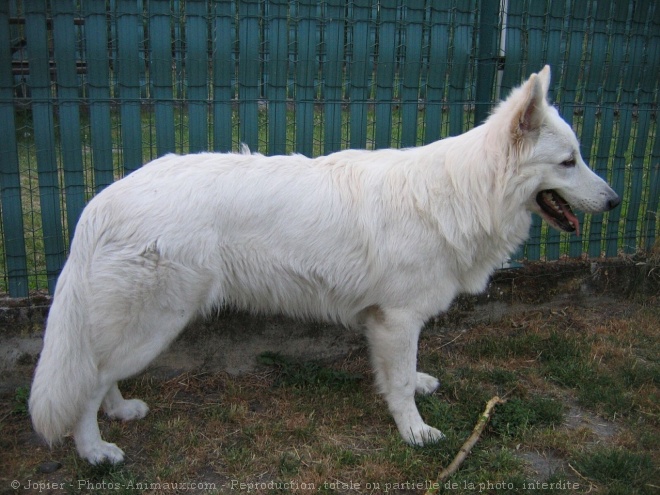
[535, 188, 620, 236]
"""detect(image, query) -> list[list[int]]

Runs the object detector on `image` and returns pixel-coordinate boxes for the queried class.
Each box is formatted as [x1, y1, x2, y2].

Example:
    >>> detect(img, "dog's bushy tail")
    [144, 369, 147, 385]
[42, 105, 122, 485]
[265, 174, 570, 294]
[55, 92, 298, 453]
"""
[29, 255, 97, 446]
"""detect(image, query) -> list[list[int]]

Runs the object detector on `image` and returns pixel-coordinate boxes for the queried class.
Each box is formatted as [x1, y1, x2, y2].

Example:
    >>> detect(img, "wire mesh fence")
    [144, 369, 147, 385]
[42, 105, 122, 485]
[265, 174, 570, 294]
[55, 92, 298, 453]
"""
[0, 0, 658, 296]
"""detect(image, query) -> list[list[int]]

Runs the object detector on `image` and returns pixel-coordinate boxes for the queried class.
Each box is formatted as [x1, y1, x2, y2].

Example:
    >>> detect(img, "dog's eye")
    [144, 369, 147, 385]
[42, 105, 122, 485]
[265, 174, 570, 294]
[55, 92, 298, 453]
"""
[560, 158, 576, 167]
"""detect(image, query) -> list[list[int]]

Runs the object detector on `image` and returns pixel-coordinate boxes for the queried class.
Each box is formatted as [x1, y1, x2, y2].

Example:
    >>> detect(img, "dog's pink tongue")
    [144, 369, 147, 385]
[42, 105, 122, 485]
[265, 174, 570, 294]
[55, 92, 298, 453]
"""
[566, 210, 580, 236]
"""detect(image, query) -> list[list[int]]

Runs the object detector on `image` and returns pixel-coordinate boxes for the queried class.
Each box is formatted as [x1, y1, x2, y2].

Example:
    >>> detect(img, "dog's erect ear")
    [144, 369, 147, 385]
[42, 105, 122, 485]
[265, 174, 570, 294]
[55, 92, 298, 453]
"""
[511, 67, 549, 138]
[537, 65, 551, 96]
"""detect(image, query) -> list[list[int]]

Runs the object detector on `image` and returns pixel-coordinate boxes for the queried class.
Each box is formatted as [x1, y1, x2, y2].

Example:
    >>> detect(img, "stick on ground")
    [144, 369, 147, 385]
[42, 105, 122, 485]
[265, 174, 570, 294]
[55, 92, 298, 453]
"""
[425, 396, 505, 495]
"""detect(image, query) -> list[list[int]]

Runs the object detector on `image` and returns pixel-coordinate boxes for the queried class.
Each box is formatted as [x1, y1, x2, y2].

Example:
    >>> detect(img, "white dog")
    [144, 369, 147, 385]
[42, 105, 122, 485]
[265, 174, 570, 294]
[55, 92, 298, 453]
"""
[30, 66, 619, 464]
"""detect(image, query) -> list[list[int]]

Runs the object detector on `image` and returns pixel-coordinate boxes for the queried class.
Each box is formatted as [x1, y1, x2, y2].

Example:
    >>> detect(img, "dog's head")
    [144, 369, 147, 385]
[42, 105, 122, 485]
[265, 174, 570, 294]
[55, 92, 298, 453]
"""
[500, 66, 620, 235]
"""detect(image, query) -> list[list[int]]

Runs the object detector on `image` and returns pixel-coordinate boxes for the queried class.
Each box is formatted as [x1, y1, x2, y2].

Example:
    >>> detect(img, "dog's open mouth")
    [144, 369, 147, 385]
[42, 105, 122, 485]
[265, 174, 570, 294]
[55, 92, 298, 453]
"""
[536, 190, 580, 235]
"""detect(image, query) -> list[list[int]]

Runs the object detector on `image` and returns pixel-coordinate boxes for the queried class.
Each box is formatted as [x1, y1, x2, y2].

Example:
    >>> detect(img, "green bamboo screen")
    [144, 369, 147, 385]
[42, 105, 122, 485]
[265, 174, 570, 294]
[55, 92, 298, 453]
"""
[0, 0, 658, 296]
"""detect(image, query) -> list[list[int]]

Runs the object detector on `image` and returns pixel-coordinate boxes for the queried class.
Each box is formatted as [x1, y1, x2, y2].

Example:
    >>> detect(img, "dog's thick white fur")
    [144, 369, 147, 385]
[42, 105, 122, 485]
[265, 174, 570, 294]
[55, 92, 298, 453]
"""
[30, 66, 619, 464]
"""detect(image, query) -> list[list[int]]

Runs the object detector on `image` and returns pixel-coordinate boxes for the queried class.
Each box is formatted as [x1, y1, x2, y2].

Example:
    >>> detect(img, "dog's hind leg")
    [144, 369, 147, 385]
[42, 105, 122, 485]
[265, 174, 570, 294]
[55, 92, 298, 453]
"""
[102, 383, 149, 421]
[73, 295, 197, 464]
[415, 372, 440, 395]
[365, 308, 444, 446]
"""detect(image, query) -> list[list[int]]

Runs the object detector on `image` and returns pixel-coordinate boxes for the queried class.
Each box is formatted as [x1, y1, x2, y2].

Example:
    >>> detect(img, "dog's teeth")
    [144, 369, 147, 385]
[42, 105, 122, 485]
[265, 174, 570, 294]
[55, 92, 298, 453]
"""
[543, 192, 562, 213]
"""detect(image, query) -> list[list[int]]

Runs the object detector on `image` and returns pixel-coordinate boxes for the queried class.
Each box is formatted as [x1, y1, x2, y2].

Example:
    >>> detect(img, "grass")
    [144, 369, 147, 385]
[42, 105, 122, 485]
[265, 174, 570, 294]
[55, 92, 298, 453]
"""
[574, 448, 656, 493]
[1, 296, 658, 494]
[489, 397, 565, 437]
[257, 352, 363, 391]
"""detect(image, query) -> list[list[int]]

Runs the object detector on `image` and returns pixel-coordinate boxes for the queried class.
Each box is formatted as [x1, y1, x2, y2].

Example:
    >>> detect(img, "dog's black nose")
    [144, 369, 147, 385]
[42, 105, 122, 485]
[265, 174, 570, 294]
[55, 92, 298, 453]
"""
[607, 195, 621, 210]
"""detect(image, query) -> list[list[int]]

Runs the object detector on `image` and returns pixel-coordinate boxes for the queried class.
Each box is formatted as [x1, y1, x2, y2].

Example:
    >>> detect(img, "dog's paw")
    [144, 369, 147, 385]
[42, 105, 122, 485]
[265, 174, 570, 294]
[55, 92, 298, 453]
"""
[105, 399, 149, 421]
[403, 424, 446, 446]
[415, 372, 440, 395]
[78, 441, 125, 465]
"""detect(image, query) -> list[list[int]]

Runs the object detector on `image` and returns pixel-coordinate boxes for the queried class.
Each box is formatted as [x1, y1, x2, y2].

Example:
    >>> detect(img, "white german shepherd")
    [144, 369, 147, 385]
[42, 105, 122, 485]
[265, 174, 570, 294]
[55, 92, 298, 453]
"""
[30, 66, 619, 464]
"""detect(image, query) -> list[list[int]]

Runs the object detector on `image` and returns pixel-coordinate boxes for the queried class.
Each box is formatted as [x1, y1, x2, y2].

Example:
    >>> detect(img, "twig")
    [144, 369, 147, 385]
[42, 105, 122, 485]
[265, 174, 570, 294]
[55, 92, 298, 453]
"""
[425, 396, 505, 495]
[568, 463, 596, 493]
[439, 331, 465, 349]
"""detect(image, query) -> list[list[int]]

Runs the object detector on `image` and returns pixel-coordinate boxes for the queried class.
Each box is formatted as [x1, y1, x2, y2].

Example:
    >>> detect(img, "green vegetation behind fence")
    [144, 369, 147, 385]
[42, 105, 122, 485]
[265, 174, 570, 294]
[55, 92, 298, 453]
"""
[0, 0, 658, 296]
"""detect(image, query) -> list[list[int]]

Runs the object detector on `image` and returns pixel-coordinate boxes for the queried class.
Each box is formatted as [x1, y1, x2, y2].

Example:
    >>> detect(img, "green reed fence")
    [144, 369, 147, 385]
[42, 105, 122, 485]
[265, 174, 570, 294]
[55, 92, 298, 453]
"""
[0, 0, 658, 297]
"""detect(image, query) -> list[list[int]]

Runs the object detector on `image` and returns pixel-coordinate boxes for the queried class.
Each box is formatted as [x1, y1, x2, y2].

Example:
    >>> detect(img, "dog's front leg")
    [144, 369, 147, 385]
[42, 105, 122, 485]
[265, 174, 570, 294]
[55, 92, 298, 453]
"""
[365, 308, 444, 446]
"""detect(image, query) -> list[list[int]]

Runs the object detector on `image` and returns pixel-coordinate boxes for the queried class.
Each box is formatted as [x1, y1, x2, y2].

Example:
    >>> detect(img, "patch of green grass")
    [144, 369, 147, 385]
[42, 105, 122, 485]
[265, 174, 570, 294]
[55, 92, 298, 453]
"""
[335, 448, 361, 468]
[204, 402, 248, 424]
[522, 473, 582, 495]
[573, 448, 656, 494]
[278, 451, 302, 477]
[620, 359, 660, 388]
[481, 367, 520, 387]
[502, 326, 656, 419]
[462, 329, 542, 361]
[221, 437, 256, 472]
[12, 385, 30, 416]
[258, 352, 363, 392]
[576, 372, 634, 417]
[70, 460, 144, 495]
[459, 320, 650, 421]
[490, 396, 564, 438]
